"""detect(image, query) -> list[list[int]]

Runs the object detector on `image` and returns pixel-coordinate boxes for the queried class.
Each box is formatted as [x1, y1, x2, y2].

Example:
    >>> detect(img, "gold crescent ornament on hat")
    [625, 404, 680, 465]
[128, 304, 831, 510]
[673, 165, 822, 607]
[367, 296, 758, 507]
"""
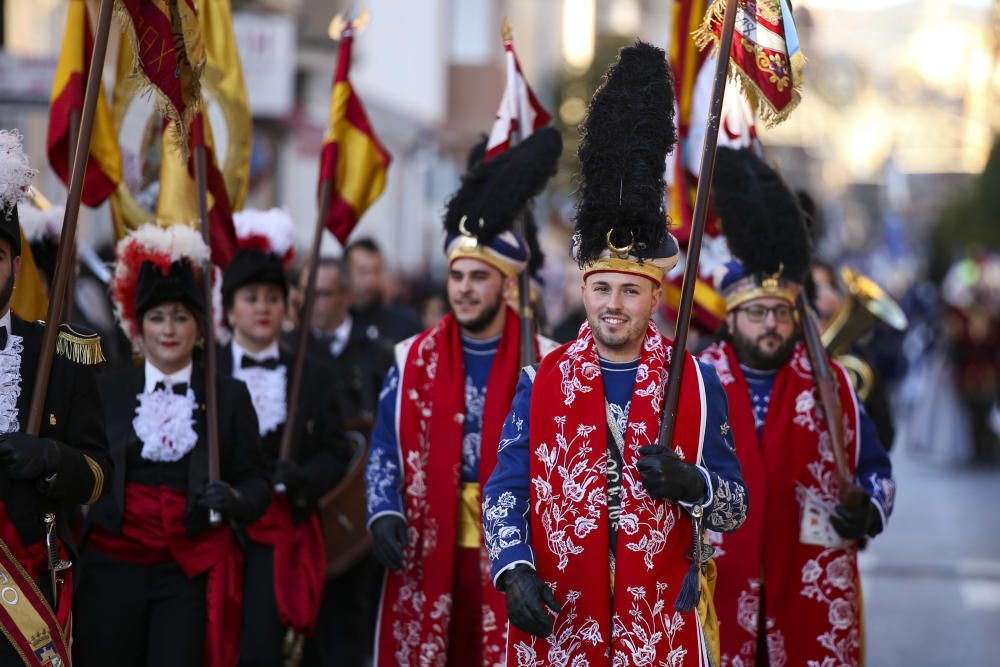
[605, 228, 635, 258]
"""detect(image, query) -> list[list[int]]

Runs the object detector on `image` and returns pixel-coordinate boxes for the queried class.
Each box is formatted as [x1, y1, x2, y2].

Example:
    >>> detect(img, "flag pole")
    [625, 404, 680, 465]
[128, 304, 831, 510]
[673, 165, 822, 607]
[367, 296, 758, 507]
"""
[26, 0, 113, 435]
[193, 140, 223, 525]
[276, 12, 356, 480]
[63, 110, 81, 322]
[657, 0, 738, 450]
[503, 21, 536, 367]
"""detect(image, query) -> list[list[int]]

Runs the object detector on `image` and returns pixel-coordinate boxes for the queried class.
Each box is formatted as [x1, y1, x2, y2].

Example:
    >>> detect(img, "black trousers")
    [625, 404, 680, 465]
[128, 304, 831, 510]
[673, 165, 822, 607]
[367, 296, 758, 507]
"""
[73, 548, 207, 667]
[301, 555, 381, 667]
[239, 541, 285, 667]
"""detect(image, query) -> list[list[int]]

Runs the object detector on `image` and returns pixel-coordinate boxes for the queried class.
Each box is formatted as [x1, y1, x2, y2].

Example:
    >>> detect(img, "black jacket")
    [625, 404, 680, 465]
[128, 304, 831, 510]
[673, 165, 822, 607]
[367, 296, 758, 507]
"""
[88, 361, 270, 536]
[218, 343, 351, 522]
[0, 316, 112, 547]
[298, 322, 393, 426]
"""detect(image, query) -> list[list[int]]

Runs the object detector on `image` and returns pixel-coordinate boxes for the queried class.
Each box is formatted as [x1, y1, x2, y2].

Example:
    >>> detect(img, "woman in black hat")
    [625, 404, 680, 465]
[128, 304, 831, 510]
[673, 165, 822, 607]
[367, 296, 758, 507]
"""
[73, 224, 271, 667]
[219, 209, 350, 667]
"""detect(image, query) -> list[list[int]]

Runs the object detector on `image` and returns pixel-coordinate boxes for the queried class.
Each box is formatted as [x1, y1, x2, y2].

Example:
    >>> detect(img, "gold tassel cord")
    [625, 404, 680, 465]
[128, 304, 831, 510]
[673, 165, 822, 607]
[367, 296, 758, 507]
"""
[54, 330, 106, 365]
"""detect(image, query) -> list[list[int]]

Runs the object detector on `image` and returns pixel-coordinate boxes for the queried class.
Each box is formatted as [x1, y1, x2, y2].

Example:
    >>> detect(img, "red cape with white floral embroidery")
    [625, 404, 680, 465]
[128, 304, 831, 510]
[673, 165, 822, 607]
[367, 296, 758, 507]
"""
[700, 341, 862, 667]
[510, 322, 709, 666]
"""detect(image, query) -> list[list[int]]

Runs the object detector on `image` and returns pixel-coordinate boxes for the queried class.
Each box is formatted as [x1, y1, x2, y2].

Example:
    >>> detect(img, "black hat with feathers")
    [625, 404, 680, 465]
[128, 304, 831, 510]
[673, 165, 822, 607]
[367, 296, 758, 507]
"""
[573, 41, 679, 283]
[712, 147, 812, 309]
[443, 127, 562, 277]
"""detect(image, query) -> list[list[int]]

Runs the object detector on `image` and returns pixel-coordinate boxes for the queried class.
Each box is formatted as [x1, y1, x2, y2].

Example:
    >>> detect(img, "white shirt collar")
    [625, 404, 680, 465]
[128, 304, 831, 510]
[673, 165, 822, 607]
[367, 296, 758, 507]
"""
[144, 360, 194, 393]
[0, 309, 11, 352]
[232, 339, 281, 370]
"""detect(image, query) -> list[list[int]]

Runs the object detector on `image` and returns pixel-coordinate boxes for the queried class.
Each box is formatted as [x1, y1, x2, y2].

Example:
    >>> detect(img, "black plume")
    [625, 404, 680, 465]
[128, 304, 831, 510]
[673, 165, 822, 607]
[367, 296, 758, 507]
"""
[444, 127, 562, 246]
[574, 41, 677, 265]
[466, 134, 488, 171]
[712, 147, 811, 283]
[523, 209, 544, 278]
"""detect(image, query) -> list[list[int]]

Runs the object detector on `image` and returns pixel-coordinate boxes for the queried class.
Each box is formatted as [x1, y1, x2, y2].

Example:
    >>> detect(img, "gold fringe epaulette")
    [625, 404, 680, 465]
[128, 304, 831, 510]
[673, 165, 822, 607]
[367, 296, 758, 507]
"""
[55, 324, 106, 365]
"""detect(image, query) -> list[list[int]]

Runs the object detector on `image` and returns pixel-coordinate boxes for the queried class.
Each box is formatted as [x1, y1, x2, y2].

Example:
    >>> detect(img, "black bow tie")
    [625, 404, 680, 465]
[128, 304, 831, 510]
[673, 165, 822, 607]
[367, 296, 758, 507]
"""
[154, 381, 189, 396]
[241, 356, 281, 370]
[0, 326, 7, 350]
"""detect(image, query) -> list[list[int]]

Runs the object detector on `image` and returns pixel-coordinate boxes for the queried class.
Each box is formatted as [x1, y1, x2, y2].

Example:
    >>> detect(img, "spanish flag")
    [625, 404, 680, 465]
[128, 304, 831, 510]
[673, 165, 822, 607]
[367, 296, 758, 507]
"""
[320, 23, 392, 244]
[46, 0, 121, 207]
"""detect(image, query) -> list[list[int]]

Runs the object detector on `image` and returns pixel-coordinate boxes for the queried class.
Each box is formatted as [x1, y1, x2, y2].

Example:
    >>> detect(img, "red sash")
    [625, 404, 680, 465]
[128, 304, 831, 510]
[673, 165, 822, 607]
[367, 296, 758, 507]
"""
[0, 503, 71, 667]
[700, 341, 861, 667]
[510, 322, 708, 667]
[246, 495, 326, 635]
[86, 483, 244, 667]
[374, 309, 525, 667]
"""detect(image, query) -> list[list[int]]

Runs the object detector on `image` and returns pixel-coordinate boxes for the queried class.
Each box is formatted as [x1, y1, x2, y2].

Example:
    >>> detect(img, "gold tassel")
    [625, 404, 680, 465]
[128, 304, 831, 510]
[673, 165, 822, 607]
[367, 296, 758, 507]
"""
[55, 329, 106, 365]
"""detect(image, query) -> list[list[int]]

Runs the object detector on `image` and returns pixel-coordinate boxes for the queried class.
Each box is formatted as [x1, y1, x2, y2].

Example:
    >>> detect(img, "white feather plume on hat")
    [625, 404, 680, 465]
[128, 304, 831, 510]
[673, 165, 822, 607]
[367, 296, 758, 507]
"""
[233, 207, 295, 262]
[0, 130, 37, 209]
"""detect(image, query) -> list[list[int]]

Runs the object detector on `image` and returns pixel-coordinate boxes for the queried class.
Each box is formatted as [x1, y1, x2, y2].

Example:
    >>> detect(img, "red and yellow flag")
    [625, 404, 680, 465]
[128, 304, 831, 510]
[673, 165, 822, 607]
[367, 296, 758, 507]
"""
[320, 24, 392, 244]
[157, 112, 237, 267]
[116, 0, 205, 148]
[46, 0, 121, 207]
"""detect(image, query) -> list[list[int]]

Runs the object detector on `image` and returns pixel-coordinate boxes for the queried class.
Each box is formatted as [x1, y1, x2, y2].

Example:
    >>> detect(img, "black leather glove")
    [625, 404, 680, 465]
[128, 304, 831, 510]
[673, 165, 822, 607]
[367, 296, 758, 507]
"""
[636, 445, 706, 503]
[195, 480, 254, 521]
[273, 460, 308, 506]
[830, 494, 882, 540]
[500, 565, 561, 638]
[0, 433, 61, 481]
[370, 515, 408, 572]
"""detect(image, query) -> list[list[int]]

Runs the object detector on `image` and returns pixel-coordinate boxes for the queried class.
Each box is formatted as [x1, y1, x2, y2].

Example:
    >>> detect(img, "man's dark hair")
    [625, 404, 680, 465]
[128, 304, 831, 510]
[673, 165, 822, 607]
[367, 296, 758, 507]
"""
[343, 238, 381, 260]
[315, 256, 351, 292]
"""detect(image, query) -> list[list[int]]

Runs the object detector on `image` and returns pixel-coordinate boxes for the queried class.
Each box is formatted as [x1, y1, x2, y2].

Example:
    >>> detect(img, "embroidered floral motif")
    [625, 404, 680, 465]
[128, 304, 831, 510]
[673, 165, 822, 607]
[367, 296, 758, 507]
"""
[613, 582, 689, 666]
[700, 343, 736, 386]
[511, 589, 603, 667]
[483, 491, 524, 562]
[133, 387, 198, 462]
[706, 476, 748, 532]
[800, 549, 860, 667]
[0, 334, 23, 434]
[366, 446, 400, 515]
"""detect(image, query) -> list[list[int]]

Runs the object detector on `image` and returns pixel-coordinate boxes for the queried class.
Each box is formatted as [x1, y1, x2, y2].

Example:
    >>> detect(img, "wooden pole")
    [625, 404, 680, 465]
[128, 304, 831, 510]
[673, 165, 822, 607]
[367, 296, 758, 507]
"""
[194, 144, 222, 526]
[277, 178, 335, 474]
[26, 0, 113, 436]
[277, 10, 355, 475]
[656, 0, 738, 451]
[64, 110, 81, 323]
[514, 216, 536, 367]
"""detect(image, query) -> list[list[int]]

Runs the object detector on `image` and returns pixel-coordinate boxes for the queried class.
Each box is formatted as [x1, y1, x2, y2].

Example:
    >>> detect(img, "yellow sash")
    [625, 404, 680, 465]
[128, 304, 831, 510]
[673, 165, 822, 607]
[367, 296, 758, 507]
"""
[0, 538, 69, 667]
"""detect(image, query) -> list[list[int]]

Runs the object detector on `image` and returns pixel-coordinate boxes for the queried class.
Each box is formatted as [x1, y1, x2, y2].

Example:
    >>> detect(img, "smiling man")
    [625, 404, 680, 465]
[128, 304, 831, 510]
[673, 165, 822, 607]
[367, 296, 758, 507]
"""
[699, 148, 895, 667]
[481, 43, 746, 667]
[364, 128, 562, 667]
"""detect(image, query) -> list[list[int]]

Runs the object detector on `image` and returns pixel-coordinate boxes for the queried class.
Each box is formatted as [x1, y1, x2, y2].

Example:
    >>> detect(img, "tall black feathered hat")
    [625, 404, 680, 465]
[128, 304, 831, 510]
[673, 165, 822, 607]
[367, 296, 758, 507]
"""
[572, 41, 679, 284]
[711, 147, 811, 310]
[443, 127, 562, 277]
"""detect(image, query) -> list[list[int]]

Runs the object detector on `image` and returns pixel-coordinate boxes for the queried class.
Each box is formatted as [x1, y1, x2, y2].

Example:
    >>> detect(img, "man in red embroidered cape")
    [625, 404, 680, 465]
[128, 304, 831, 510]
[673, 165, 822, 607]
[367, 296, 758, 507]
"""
[482, 43, 748, 667]
[364, 129, 562, 666]
[699, 147, 895, 667]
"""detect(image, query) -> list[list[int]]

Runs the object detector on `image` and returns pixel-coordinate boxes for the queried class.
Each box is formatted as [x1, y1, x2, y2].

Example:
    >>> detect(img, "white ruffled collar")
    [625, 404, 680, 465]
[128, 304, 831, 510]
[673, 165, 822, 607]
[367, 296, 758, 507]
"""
[0, 329, 23, 434]
[133, 378, 198, 462]
[234, 364, 287, 436]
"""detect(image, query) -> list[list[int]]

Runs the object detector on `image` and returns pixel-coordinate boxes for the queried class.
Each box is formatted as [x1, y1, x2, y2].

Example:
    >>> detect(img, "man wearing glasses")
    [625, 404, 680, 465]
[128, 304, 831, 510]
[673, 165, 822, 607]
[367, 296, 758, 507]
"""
[698, 147, 894, 667]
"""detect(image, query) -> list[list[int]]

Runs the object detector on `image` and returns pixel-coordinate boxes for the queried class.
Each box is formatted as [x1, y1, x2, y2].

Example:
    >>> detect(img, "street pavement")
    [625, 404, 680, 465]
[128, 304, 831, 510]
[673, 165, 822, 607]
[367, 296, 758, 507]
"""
[861, 447, 1000, 665]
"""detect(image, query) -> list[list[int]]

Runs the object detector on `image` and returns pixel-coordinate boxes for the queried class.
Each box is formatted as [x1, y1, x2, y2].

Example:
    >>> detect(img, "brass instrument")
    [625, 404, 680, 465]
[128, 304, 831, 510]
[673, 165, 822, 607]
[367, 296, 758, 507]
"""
[820, 268, 907, 401]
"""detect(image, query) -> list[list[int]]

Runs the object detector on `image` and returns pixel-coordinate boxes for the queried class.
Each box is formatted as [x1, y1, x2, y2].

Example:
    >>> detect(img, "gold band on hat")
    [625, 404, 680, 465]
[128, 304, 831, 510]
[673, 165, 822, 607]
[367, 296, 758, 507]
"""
[447, 243, 522, 278]
[583, 257, 668, 284]
[723, 275, 801, 311]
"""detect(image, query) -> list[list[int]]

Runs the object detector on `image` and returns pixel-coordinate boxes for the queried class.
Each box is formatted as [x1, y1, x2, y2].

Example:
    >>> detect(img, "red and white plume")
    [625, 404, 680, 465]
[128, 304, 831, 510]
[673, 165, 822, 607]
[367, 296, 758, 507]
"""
[233, 207, 296, 265]
[485, 34, 551, 160]
[111, 223, 210, 343]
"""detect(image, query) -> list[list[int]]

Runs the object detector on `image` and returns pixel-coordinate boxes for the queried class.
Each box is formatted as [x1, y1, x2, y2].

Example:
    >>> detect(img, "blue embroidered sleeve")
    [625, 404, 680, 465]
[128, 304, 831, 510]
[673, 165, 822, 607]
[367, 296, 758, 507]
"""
[483, 369, 536, 588]
[697, 361, 748, 533]
[856, 403, 895, 528]
[365, 364, 405, 529]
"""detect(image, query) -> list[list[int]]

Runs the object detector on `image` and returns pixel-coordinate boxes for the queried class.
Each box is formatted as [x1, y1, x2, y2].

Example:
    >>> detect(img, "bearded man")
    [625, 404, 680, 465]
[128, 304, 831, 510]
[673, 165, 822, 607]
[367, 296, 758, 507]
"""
[699, 147, 895, 667]
[365, 128, 562, 666]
